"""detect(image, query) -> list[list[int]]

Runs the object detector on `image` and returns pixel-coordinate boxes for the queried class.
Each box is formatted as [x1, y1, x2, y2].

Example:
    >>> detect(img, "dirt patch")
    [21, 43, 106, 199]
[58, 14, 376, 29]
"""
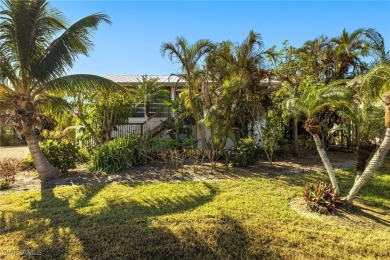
[0, 146, 29, 160]
[2, 150, 359, 193]
[290, 196, 390, 230]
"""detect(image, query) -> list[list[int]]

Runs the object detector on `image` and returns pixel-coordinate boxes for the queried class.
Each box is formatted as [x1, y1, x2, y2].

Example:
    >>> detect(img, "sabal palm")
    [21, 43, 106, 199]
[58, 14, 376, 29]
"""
[346, 63, 390, 203]
[0, 0, 119, 180]
[132, 75, 169, 118]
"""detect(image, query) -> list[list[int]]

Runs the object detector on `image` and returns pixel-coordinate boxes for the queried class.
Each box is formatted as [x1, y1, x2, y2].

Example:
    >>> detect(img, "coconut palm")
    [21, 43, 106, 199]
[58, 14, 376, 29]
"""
[131, 75, 169, 118]
[290, 81, 348, 193]
[346, 64, 390, 203]
[0, 0, 120, 180]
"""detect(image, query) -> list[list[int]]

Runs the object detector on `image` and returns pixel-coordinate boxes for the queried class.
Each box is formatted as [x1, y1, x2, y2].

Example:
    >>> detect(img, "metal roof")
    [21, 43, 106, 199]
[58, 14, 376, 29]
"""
[104, 75, 185, 85]
[105, 74, 282, 87]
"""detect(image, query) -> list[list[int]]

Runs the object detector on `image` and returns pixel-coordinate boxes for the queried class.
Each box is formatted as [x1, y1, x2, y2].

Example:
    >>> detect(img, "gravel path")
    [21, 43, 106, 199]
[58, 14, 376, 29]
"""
[0, 146, 29, 160]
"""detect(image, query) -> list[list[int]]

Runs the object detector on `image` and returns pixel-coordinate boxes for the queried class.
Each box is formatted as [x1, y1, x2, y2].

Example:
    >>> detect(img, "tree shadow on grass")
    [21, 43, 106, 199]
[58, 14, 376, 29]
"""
[0, 181, 281, 259]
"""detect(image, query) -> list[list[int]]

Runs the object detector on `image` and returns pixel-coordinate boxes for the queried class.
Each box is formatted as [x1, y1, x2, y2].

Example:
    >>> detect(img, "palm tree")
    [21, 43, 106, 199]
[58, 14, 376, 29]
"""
[335, 82, 384, 178]
[131, 75, 169, 118]
[161, 36, 214, 148]
[346, 64, 390, 203]
[364, 28, 390, 65]
[0, 0, 120, 180]
[291, 81, 348, 193]
[330, 28, 372, 80]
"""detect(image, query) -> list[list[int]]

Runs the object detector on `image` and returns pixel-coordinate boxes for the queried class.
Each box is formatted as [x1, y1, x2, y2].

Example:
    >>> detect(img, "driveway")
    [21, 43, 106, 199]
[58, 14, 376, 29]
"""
[0, 146, 29, 160]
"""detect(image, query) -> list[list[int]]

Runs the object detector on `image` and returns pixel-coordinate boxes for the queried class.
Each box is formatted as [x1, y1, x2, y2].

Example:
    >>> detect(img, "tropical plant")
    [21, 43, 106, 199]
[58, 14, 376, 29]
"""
[89, 90, 134, 142]
[0, 0, 120, 179]
[231, 136, 260, 167]
[346, 63, 390, 203]
[161, 36, 214, 148]
[290, 81, 348, 193]
[303, 181, 344, 215]
[90, 135, 147, 173]
[260, 111, 284, 165]
[39, 140, 79, 172]
[131, 75, 169, 118]
[334, 82, 384, 177]
[330, 28, 372, 80]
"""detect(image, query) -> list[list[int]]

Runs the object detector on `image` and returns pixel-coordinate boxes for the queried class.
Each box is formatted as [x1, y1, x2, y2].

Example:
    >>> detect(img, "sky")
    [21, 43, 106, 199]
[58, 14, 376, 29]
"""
[48, 0, 390, 77]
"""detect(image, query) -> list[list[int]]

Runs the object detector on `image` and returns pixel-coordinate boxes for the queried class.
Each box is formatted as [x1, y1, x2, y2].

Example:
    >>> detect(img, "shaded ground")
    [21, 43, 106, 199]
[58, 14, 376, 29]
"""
[8, 150, 357, 192]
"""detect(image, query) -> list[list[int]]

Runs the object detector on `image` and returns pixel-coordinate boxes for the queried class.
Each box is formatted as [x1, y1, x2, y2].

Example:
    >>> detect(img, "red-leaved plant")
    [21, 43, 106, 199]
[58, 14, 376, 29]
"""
[303, 181, 344, 215]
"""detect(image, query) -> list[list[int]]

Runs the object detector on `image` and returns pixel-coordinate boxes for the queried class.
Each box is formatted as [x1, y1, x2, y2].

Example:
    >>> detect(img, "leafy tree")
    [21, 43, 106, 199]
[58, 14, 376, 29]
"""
[89, 90, 134, 142]
[0, 0, 119, 179]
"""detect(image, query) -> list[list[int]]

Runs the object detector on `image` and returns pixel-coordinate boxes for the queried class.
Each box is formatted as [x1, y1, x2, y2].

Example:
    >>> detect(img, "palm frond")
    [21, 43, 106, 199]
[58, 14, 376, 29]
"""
[35, 74, 124, 95]
[0, 0, 66, 82]
[33, 13, 111, 81]
[35, 94, 73, 123]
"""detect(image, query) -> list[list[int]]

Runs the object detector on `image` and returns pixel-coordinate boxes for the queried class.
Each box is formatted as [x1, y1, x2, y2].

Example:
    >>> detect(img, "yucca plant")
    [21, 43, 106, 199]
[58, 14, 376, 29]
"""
[303, 181, 344, 215]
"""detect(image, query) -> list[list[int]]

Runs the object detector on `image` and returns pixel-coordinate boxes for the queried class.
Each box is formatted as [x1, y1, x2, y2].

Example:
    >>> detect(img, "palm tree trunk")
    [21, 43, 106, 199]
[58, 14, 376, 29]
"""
[25, 133, 61, 180]
[312, 134, 339, 193]
[346, 128, 390, 203]
[145, 100, 150, 118]
[355, 140, 375, 181]
[293, 117, 298, 156]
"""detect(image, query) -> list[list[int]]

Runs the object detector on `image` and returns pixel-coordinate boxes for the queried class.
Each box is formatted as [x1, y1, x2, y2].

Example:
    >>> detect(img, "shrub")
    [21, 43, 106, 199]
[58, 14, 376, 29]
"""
[90, 135, 147, 173]
[147, 137, 178, 158]
[77, 147, 91, 163]
[0, 130, 24, 146]
[39, 140, 79, 172]
[231, 136, 260, 167]
[0, 158, 21, 190]
[303, 181, 344, 215]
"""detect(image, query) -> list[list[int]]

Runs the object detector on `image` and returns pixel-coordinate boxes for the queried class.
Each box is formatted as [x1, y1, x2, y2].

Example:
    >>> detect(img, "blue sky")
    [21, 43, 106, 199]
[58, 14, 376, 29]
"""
[50, 1, 390, 77]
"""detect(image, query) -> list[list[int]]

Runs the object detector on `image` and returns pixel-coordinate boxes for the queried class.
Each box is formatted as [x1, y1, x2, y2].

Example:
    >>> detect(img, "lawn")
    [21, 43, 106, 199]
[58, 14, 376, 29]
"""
[0, 165, 389, 259]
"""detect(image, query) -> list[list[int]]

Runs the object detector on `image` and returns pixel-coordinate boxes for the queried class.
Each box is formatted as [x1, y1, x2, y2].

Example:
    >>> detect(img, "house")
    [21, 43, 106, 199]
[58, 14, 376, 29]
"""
[105, 74, 282, 148]
[104, 75, 185, 138]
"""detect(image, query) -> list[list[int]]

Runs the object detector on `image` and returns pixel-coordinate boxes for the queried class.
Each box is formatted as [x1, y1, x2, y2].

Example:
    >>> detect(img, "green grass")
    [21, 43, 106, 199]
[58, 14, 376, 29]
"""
[0, 169, 389, 259]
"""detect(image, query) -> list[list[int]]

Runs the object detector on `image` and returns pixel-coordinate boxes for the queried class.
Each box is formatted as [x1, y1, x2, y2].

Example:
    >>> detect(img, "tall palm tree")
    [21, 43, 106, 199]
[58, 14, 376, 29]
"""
[0, 0, 120, 180]
[161, 36, 214, 148]
[292, 81, 347, 193]
[330, 28, 381, 80]
[131, 75, 169, 118]
[346, 64, 390, 203]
